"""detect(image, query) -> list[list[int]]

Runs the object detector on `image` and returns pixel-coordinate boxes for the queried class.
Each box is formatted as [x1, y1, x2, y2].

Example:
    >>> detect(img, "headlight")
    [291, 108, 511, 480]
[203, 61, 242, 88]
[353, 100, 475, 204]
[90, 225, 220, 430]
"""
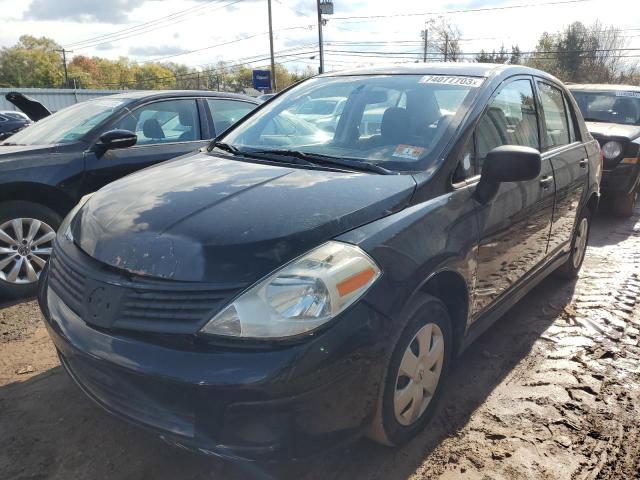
[58, 193, 95, 243]
[601, 141, 622, 160]
[201, 241, 381, 339]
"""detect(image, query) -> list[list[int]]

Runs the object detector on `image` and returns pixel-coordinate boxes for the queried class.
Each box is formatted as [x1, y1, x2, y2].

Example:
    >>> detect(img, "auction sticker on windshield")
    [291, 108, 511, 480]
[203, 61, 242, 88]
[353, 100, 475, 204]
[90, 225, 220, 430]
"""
[419, 75, 484, 87]
[615, 91, 640, 98]
[392, 144, 425, 160]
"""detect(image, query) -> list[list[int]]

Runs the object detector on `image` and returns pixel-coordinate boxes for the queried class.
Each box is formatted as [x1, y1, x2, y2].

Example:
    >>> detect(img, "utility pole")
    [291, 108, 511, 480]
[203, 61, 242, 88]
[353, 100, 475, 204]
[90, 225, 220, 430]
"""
[55, 48, 72, 88]
[422, 22, 428, 62]
[316, 0, 325, 74]
[443, 33, 449, 62]
[267, 0, 277, 92]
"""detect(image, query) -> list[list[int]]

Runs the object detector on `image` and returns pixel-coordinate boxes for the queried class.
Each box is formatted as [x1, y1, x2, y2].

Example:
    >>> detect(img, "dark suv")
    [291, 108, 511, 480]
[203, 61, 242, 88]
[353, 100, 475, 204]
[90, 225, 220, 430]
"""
[0, 90, 258, 297]
[568, 84, 640, 216]
[39, 64, 600, 461]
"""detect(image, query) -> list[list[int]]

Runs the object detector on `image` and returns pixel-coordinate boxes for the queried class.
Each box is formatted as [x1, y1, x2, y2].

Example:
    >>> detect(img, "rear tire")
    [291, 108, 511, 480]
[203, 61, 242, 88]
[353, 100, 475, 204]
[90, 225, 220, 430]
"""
[368, 294, 452, 446]
[555, 209, 591, 280]
[613, 190, 637, 217]
[0, 201, 61, 299]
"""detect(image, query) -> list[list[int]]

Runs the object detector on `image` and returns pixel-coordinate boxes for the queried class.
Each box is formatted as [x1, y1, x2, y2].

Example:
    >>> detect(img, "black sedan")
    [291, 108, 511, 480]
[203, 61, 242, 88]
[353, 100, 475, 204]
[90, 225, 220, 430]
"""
[0, 90, 259, 298]
[569, 84, 640, 216]
[39, 64, 599, 461]
[0, 110, 32, 140]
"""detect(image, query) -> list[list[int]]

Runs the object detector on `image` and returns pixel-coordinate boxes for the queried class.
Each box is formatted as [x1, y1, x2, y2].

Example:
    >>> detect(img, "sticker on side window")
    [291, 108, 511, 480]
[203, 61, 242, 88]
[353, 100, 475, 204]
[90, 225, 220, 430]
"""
[615, 91, 640, 98]
[419, 75, 484, 87]
[392, 145, 425, 160]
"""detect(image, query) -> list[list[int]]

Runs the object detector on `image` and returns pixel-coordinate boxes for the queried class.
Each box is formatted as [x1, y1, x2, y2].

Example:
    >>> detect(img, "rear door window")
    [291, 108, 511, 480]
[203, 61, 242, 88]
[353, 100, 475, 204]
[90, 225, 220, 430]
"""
[537, 82, 570, 149]
[206, 99, 255, 136]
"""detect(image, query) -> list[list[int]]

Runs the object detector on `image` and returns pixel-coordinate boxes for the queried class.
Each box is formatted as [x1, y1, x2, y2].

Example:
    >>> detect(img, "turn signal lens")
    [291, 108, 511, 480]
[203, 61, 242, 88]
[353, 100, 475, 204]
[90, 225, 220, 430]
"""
[201, 241, 381, 339]
[620, 157, 639, 165]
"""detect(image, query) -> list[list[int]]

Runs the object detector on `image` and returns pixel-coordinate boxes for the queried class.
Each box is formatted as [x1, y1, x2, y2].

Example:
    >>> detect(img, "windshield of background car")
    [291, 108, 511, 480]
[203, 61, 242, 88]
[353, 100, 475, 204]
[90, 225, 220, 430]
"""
[3, 98, 128, 145]
[572, 90, 640, 126]
[221, 74, 482, 172]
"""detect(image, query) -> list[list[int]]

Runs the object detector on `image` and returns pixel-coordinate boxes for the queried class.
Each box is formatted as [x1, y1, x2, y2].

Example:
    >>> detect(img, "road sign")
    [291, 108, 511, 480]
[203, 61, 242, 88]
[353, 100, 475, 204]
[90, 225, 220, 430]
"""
[252, 70, 271, 91]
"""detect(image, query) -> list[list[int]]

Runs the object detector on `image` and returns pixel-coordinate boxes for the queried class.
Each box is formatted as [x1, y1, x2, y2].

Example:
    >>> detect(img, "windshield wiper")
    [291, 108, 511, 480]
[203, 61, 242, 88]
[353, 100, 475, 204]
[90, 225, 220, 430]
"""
[209, 141, 240, 155]
[247, 149, 396, 175]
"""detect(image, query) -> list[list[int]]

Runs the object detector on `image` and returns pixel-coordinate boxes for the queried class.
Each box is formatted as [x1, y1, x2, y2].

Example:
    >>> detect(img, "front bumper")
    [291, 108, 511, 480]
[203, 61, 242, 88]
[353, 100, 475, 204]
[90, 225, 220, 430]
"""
[39, 268, 388, 461]
[600, 163, 640, 195]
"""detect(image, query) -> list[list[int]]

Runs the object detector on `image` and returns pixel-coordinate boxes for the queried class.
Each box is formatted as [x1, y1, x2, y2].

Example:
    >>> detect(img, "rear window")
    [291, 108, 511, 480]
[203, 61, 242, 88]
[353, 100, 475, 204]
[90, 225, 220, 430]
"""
[571, 90, 640, 126]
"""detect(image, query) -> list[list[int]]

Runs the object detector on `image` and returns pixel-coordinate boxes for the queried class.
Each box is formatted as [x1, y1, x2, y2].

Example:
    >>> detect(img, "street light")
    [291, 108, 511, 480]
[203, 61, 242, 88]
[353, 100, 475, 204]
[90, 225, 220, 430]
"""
[316, 0, 334, 74]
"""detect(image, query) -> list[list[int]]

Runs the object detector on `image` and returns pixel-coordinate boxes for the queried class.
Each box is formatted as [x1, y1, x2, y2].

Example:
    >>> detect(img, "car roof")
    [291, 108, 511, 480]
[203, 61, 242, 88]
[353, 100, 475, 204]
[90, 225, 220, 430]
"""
[318, 62, 559, 82]
[567, 84, 640, 92]
[103, 90, 260, 103]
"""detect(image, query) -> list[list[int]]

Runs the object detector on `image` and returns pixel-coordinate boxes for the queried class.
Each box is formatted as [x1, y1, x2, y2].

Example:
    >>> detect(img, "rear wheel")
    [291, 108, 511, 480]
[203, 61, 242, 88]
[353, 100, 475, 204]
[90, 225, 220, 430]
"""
[369, 294, 452, 446]
[0, 201, 61, 299]
[613, 189, 637, 217]
[555, 209, 590, 279]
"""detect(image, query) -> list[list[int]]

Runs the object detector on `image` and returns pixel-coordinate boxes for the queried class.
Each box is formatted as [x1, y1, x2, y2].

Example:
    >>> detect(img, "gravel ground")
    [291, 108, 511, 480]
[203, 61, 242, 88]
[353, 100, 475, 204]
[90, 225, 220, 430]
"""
[1, 206, 639, 480]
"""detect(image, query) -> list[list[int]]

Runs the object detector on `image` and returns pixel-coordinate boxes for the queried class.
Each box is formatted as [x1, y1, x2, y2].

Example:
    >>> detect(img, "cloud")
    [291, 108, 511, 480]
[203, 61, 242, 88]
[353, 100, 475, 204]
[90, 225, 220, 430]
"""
[95, 42, 116, 51]
[24, 0, 146, 23]
[128, 45, 188, 57]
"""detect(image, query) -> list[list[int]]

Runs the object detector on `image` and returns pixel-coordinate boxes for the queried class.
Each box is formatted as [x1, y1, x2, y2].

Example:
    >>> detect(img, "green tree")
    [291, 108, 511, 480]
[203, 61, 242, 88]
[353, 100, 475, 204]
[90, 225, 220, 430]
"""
[0, 35, 64, 87]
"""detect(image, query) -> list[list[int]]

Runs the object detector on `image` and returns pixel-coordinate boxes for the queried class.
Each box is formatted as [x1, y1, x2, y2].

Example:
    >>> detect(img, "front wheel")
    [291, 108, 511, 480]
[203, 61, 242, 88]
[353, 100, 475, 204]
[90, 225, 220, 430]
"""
[0, 201, 61, 299]
[555, 210, 590, 279]
[368, 294, 452, 446]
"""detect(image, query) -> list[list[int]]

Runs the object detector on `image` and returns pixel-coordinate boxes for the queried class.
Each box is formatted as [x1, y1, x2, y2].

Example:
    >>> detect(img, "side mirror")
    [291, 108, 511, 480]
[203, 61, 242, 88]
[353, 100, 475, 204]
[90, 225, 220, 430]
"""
[95, 129, 137, 157]
[474, 145, 541, 204]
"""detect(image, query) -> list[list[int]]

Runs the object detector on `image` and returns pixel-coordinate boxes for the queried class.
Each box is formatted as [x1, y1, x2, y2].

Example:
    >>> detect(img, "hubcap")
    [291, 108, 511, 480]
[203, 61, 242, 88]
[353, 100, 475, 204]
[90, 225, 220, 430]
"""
[572, 217, 589, 269]
[0, 218, 55, 285]
[394, 322, 445, 426]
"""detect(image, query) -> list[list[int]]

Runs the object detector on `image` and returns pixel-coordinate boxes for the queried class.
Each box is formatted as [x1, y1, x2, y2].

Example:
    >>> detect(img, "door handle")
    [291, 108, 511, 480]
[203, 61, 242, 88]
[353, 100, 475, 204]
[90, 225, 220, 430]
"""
[539, 176, 553, 189]
[579, 158, 588, 168]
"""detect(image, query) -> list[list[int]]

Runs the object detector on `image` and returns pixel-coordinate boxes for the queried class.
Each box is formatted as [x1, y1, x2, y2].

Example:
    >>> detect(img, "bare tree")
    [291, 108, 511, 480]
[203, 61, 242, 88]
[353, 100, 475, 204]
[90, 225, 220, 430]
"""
[430, 18, 463, 62]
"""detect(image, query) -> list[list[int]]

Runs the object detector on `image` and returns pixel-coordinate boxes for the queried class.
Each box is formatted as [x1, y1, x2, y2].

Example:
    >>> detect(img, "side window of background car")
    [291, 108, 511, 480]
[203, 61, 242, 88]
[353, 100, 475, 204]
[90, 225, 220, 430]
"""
[476, 79, 539, 170]
[537, 82, 570, 149]
[113, 99, 200, 146]
[206, 99, 254, 136]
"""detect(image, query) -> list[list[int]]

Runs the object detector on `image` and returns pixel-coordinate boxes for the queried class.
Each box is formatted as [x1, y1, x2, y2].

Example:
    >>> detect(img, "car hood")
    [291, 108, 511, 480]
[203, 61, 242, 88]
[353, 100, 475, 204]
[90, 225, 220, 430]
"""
[73, 152, 416, 283]
[585, 121, 640, 141]
[5, 92, 51, 121]
[0, 144, 59, 167]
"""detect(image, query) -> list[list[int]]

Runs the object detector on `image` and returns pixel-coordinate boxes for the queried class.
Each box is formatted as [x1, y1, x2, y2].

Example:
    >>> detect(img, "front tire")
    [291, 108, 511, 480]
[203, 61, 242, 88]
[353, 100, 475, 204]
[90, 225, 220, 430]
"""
[369, 294, 452, 446]
[555, 209, 591, 279]
[0, 201, 61, 299]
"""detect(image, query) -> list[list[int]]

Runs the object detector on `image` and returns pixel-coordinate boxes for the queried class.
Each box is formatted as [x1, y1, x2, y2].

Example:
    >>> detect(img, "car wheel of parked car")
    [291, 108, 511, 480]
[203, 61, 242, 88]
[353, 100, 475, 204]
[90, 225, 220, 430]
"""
[0, 201, 61, 299]
[369, 294, 452, 446]
[555, 209, 591, 280]
[613, 190, 637, 217]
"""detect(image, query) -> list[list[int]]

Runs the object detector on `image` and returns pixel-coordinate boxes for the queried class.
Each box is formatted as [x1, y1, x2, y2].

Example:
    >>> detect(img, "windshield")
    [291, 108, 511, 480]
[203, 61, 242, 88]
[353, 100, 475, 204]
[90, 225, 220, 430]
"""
[572, 90, 640, 126]
[221, 74, 481, 172]
[3, 97, 129, 145]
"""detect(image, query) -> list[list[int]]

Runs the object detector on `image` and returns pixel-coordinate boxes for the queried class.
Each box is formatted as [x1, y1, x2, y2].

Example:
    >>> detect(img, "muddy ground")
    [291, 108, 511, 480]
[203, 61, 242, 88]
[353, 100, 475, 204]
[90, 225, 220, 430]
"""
[1, 207, 639, 480]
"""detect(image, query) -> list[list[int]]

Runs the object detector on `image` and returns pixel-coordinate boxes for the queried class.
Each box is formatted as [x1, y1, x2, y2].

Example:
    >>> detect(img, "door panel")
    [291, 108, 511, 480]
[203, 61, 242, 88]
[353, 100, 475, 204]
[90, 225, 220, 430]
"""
[82, 99, 207, 194]
[536, 81, 589, 255]
[472, 77, 555, 316]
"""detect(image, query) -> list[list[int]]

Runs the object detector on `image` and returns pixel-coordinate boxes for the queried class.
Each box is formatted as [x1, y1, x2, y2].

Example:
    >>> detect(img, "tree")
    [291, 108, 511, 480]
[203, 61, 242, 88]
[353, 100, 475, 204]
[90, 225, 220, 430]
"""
[430, 18, 463, 62]
[526, 21, 635, 83]
[475, 45, 521, 65]
[0, 35, 64, 87]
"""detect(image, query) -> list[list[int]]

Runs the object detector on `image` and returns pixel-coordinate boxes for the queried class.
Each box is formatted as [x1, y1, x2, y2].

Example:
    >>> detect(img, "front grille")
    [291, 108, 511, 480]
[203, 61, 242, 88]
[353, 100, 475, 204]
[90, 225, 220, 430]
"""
[48, 250, 86, 317]
[48, 242, 245, 334]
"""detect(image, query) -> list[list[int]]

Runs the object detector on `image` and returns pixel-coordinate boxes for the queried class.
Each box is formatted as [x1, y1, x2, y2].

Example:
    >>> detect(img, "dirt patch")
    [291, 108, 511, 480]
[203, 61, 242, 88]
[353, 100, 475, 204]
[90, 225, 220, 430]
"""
[1, 208, 639, 480]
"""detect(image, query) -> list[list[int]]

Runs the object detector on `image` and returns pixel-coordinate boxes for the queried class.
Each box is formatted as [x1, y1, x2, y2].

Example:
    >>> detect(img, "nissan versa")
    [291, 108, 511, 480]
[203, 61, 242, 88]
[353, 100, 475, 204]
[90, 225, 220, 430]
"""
[39, 64, 600, 461]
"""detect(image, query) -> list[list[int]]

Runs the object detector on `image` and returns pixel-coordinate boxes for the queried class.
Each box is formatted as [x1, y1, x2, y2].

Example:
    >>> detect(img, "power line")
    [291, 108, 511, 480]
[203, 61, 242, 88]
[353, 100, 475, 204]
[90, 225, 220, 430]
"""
[65, 0, 245, 50]
[330, 0, 596, 21]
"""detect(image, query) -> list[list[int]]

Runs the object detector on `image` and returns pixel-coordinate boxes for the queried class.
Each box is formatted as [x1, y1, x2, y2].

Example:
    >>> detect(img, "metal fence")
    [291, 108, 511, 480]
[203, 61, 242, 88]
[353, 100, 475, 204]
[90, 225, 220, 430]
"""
[0, 88, 129, 113]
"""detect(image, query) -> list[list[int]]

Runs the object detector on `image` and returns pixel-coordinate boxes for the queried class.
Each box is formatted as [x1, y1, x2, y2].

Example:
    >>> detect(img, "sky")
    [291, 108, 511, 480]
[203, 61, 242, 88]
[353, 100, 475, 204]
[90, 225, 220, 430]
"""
[0, 0, 638, 74]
